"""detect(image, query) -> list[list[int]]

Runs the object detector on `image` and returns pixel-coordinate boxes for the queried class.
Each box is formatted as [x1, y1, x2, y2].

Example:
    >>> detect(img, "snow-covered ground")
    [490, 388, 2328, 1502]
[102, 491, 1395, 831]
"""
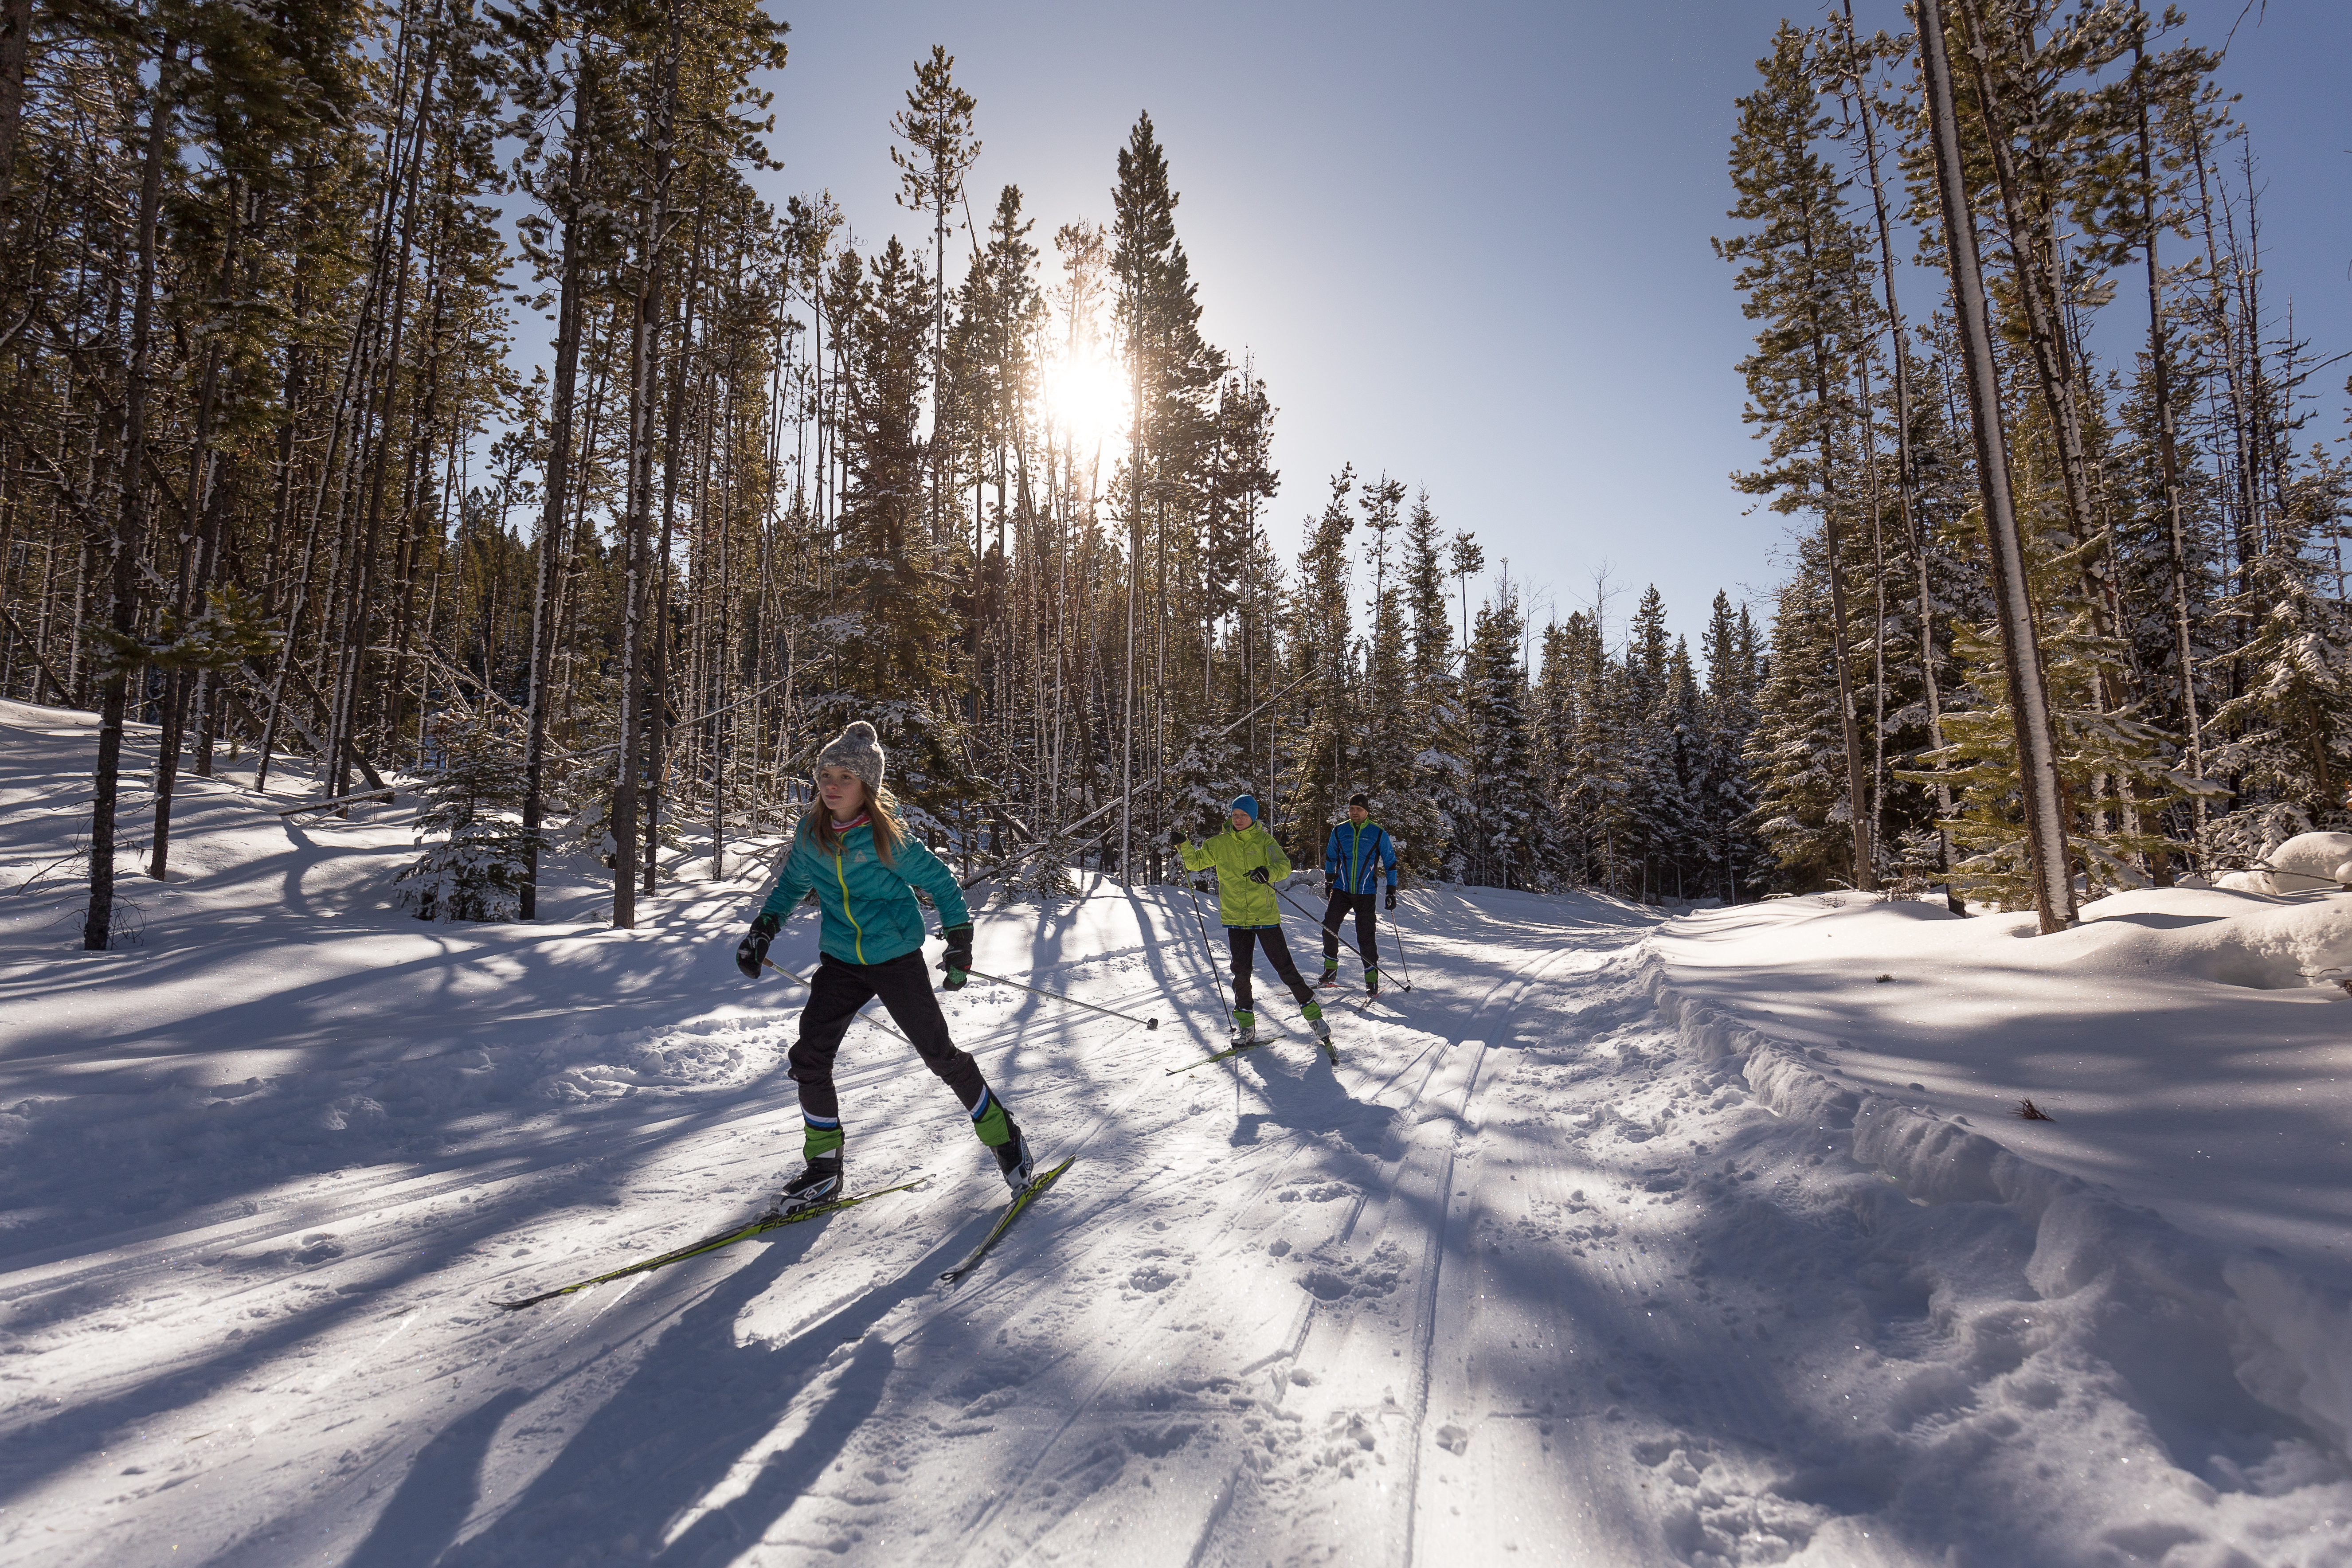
[5, 696, 2352, 1566]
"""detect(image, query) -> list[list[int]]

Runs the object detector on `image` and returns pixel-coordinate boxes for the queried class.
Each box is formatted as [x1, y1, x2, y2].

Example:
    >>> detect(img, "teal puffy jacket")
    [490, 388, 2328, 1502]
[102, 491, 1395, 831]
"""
[759, 817, 970, 966]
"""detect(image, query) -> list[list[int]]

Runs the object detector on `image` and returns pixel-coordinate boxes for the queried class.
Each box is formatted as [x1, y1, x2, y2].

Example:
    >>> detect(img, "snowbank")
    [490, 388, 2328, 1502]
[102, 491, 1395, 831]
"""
[1648, 887, 2352, 1452]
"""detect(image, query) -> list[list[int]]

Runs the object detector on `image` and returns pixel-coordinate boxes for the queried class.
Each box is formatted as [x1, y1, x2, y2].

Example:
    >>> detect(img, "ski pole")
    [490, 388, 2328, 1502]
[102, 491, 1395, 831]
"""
[1273, 881, 1411, 991]
[1183, 871, 1236, 1032]
[762, 957, 914, 1045]
[963, 968, 1159, 1029]
[1386, 907, 1415, 989]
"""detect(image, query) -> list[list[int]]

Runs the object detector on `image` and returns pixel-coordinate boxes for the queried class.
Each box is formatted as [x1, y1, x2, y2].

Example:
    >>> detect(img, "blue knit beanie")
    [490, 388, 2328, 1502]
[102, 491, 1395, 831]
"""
[1230, 794, 1259, 822]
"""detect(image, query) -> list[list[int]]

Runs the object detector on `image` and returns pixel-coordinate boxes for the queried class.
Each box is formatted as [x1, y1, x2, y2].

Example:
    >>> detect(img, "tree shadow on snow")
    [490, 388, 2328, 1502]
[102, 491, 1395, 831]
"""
[429, 1218, 951, 1567]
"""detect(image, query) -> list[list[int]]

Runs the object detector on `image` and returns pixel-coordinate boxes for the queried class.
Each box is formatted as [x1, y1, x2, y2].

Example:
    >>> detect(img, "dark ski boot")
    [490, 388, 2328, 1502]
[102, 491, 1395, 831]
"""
[773, 1154, 843, 1216]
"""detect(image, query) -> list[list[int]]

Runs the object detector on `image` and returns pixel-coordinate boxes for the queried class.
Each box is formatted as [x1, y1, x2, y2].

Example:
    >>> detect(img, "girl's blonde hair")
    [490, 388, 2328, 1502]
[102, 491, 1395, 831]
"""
[803, 774, 904, 866]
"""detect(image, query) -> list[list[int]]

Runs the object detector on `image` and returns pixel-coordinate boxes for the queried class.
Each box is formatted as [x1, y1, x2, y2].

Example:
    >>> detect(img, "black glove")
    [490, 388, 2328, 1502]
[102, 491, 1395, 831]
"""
[1324, 874, 1338, 896]
[736, 910, 781, 979]
[1246, 866, 1269, 884]
[1170, 827, 1188, 847]
[939, 922, 973, 991]
[1385, 888, 1397, 911]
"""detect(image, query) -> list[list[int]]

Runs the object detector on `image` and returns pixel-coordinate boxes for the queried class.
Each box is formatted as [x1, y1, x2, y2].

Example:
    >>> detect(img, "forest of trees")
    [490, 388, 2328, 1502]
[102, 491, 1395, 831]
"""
[0, 0, 2341, 948]
[1722, 0, 2349, 930]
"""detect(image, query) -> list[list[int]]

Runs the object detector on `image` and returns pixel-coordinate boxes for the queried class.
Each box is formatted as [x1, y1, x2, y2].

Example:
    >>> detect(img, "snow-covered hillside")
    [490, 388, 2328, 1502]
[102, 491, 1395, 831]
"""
[5, 698, 2352, 1566]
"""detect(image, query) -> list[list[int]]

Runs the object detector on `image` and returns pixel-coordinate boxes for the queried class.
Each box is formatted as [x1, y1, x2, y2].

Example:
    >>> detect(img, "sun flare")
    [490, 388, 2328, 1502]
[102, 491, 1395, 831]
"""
[1041, 350, 1130, 450]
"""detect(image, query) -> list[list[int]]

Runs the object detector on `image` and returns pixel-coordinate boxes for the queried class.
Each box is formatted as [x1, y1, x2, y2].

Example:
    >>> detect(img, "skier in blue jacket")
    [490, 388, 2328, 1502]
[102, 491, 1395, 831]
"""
[1320, 794, 1398, 995]
[733, 720, 1033, 1214]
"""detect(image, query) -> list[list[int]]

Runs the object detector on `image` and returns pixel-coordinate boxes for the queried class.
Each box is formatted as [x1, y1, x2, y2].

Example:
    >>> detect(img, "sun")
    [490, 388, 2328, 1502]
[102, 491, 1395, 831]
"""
[1041, 349, 1130, 452]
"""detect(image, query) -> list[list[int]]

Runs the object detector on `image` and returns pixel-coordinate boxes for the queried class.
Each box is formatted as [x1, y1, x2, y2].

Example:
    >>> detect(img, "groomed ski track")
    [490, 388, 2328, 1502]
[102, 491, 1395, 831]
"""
[5, 760, 2349, 1568]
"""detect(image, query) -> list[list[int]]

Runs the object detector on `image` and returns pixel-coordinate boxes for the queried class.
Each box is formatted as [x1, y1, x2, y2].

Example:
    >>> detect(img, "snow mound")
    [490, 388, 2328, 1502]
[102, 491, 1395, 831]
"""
[1648, 888, 2352, 1455]
[2064, 885, 2352, 990]
[2217, 830, 2352, 894]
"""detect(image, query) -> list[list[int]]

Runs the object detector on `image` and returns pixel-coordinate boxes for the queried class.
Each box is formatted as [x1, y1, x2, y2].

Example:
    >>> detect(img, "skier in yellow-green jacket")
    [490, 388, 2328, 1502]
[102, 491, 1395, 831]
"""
[1175, 794, 1331, 1048]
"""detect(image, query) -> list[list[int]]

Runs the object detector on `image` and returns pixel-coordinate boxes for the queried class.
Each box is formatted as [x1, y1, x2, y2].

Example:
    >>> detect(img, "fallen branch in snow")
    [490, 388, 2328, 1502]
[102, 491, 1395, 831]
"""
[2014, 1099, 2055, 1121]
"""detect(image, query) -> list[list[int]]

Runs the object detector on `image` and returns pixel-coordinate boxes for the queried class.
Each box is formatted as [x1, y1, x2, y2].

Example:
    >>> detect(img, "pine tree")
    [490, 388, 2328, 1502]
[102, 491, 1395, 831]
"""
[1397, 491, 1466, 879]
[1358, 474, 1411, 817]
[395, 715, 536, 922]
[1462, 574, 1534, 888]
[828, 236, 967, 823]
[1715, 19, 1878, 891]
[1699, 592, 1768, 900]
[1287, 467, 1354, 863]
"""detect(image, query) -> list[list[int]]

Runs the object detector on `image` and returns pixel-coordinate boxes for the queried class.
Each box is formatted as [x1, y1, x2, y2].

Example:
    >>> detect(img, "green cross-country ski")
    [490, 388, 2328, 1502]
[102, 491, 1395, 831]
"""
[1165, 1040, 1262, 1075]
[939, 1157, 1076, 1285]
[493, 1180, 924, 1311]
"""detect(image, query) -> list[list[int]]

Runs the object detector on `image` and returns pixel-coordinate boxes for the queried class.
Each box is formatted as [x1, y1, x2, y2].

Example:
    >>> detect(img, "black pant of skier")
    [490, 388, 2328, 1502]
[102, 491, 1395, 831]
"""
[1319, 891, 1380, 988]
[788, 951, 1000, 1144]
[1229, 927, 1316, 1042]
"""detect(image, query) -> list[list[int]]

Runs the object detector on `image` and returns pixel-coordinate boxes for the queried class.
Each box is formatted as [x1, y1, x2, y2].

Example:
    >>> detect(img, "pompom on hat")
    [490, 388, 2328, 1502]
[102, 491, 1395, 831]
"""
[816, 720, 886, 792]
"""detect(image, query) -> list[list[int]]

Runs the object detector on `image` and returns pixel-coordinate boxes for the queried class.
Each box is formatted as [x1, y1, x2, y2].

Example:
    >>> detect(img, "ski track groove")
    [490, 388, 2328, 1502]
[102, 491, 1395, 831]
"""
[1224, 934, 1597, 1568]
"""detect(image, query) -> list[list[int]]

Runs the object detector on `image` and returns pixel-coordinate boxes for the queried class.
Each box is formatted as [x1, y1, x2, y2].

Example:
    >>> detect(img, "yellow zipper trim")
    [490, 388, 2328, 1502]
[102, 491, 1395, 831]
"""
[833, 850, 865, 963]
[1348, 823, 1367, 892]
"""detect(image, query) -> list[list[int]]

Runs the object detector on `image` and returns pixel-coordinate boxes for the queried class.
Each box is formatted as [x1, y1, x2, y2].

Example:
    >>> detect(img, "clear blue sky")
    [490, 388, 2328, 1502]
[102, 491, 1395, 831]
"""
[749, 0, 2352, 652]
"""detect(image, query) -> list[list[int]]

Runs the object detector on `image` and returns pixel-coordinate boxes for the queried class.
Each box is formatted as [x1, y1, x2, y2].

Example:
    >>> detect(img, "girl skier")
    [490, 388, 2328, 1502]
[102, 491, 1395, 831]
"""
[735, 720, 1033, 1213]
[1175, 795, 1332, 1048]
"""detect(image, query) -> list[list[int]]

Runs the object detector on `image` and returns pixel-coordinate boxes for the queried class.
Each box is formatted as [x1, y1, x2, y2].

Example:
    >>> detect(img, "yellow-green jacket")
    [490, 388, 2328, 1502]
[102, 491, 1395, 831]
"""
[1179, 823, 1291, 927]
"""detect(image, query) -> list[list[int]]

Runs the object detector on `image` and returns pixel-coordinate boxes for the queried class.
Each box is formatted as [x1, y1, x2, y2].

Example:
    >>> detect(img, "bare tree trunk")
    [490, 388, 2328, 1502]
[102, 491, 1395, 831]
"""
[610, 2, 681, 929]
[1917, 0, 2074, 931]
[148, 204, 238, 880]
[86, 46, 176, 950]
[520, 68, 592, 922]
[646, 236, 699, 897]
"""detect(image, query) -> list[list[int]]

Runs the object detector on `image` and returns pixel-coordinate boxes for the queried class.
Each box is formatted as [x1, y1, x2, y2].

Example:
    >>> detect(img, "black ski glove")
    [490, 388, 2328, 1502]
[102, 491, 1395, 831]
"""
[1246, 866, 1269, 884]
[736, 910, 781, 979]
[939, 923, 974, 990]
[1170, 827, 1188, 847]
[1324, 874, 1338, 897]
[1385, 888, 1397, 911]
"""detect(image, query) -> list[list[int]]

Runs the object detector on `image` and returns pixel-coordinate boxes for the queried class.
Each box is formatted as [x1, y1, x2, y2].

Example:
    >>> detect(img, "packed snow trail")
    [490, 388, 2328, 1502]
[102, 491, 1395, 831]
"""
[5, 706, 2352, 1565]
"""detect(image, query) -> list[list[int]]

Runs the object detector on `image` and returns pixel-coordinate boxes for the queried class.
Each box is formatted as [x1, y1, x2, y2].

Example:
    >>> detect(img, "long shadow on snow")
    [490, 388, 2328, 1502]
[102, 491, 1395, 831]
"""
[0, 1116, 748, 1509]
[431, 1221, 959, 1567]
[0, 913, 904, 1270]
[0, 1074, 897, 1514]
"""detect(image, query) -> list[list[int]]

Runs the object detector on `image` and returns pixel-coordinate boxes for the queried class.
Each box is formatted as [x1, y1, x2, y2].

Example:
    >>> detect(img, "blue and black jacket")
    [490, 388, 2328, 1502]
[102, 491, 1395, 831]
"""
[1323, 819, 1398, 895]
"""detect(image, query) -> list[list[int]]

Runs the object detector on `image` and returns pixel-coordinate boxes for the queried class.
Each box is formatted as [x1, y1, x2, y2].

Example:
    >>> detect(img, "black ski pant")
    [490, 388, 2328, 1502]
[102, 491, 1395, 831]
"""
[1320, 890, 1380, 973]
[1228, 926, 1313, 1013]
[789, 951, 993, 1150]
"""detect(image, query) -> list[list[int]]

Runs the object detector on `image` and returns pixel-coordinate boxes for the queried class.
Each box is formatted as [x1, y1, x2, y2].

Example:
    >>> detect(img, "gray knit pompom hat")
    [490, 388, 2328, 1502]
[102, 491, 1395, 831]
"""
[815, 720, 886, 792]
